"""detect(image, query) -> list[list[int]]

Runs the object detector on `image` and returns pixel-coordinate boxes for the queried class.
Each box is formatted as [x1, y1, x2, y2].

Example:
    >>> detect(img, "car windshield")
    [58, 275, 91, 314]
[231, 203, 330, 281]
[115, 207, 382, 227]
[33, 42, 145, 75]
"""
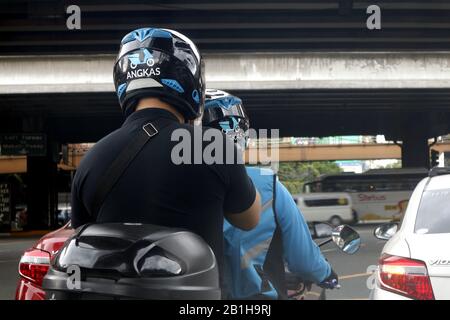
[415, 188, 450, 234]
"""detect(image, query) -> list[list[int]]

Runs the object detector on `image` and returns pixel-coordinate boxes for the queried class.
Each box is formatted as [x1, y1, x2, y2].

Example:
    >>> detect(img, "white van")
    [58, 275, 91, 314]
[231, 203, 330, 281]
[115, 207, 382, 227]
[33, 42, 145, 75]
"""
[292, 193, 354, 226]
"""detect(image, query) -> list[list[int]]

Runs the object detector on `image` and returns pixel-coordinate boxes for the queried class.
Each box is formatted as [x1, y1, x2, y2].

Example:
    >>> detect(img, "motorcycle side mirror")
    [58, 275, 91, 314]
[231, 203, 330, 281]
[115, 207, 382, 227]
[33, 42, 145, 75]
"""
[331, 225, 361, 254]
[374, 222, 398, 241]
[311, 222, 333, 239]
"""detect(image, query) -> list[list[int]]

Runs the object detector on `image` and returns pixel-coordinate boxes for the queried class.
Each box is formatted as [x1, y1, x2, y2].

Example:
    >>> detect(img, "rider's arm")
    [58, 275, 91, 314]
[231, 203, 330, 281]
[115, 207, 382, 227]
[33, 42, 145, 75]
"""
[275, 180, 331, 283]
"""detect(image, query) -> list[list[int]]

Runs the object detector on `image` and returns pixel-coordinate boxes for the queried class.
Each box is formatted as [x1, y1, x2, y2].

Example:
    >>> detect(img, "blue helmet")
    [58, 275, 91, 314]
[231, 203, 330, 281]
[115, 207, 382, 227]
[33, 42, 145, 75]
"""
[203, 89, 250, 150]
[113, 28, 205, 119]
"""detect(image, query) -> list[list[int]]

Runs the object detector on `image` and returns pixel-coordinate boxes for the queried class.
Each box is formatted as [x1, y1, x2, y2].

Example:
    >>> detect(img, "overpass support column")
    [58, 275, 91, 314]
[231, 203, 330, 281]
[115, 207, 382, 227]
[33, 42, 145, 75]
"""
[26, 142, 59, 230]
[401, 131, 430, 169]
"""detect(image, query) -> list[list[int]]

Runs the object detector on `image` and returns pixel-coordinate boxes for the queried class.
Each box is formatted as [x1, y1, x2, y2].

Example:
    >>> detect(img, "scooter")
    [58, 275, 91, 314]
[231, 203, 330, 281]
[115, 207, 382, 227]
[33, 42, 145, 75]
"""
[285, 223, 361, 300]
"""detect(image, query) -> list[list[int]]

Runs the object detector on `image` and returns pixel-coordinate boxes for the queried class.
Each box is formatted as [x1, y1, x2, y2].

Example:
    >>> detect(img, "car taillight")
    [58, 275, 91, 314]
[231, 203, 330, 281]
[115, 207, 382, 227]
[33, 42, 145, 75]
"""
[18, 249, 51, 287]
[378, 254, 434, 300]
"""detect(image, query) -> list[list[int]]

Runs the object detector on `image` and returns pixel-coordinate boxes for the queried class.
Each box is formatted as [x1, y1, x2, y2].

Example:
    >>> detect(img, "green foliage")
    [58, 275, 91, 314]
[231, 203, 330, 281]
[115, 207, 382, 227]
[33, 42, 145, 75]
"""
[277, 161, 342, 194]
[379, 161, 401, 169]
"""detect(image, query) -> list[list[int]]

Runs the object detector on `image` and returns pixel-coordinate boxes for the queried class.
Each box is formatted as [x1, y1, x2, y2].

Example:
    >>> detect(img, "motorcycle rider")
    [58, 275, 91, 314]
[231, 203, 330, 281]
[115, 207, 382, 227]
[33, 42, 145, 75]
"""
[71, 28, 262, 281]
[202, 89, 339, 299]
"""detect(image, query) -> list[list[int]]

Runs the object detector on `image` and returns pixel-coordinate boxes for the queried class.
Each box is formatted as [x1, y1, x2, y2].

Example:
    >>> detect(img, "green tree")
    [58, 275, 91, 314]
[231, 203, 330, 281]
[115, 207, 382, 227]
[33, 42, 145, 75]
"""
[379, 161, 401, 169]
[277, 161, 342, 194]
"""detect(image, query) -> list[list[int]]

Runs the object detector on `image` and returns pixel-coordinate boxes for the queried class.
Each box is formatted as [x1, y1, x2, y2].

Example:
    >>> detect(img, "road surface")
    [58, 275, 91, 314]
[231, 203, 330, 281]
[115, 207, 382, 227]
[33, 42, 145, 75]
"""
[0, 225, 384, 300]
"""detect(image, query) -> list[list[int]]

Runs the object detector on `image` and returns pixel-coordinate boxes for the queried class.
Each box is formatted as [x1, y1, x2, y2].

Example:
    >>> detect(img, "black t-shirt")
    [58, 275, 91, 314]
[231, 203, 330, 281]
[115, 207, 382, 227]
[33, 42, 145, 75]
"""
[71, 108, 256, 273]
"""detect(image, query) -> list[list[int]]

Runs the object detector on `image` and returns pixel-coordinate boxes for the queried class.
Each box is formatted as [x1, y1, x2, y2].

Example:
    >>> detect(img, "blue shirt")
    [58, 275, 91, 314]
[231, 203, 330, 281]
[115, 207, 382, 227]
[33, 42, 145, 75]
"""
[223, 166, 331, 299]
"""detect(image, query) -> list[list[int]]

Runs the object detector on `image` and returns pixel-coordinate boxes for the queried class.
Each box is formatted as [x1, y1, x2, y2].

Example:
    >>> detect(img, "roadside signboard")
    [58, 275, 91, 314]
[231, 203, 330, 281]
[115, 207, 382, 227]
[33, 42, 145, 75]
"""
[0, 134, 46, 156]
[0, 182, 11, 232]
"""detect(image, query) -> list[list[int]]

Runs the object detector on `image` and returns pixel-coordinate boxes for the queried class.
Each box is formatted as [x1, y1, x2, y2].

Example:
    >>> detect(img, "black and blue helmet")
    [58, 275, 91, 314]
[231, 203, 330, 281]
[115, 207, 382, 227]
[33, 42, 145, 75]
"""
[113, 28, 205, 120]
[203, 89, 250, 149]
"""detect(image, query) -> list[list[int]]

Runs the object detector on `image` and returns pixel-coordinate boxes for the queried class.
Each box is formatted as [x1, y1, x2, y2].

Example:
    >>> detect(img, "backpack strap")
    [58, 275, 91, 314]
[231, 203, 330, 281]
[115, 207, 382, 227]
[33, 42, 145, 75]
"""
[91, 119, 172, 218]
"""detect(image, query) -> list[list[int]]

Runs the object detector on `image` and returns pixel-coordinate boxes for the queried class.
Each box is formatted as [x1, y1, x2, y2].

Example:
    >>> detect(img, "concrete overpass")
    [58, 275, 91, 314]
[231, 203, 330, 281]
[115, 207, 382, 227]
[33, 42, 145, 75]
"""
[3, 52, 450, 128]
[2, 0, 450, 54]
[4, 52, 450, 94]
[3, 142, 450, 174]
[3, 52, 450, 164]
[3, 53, 450, 231]
[2, 0, 450, 229]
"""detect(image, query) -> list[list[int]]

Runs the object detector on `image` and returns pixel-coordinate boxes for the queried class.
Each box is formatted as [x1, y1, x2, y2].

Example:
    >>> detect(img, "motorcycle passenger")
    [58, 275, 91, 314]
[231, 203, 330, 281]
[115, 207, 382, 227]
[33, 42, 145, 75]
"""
[202, 89, 339, 299]
[71, 28, 262, 281]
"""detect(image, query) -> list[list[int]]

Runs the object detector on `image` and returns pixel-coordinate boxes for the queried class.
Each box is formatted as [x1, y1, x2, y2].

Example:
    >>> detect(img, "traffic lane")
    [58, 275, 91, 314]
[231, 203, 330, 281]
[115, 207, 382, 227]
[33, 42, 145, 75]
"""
[322, 225, 385, 300]
[0, 237, 39, 300]
[0, 226, 384, 300]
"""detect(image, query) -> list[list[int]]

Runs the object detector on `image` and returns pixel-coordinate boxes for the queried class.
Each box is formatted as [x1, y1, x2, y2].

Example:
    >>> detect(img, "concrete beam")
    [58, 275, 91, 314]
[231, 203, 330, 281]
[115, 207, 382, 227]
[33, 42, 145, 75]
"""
[246, 142, 450, 163]
[3, 142, 450, 173]
[271, 143, 403, 162]
[0, 156, 27, 174]
[2, 52, 450, 94]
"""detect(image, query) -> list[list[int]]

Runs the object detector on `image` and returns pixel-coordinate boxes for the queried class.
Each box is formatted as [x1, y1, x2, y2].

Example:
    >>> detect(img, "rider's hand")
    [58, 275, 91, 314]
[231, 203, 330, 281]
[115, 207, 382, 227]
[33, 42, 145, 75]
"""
[319, 268, 339, 289]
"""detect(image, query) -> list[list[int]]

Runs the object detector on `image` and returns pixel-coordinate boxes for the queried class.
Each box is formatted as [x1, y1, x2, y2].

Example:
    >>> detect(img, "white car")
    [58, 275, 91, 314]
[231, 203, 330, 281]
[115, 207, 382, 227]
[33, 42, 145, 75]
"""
[293, 192, 354, 226]
[371, 167, 450, 300]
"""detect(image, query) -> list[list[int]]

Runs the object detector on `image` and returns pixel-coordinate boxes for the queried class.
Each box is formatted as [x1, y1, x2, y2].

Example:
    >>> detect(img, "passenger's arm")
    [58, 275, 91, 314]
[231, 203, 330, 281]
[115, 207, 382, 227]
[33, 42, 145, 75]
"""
[225, 190, 261, 231]
[275, 180, 331, 283]
[222, 152, 261, 231]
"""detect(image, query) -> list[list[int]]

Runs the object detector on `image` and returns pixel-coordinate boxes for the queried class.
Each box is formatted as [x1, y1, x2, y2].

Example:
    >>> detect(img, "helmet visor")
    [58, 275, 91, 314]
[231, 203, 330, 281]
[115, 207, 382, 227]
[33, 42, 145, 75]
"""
[203, 101, 247, 125]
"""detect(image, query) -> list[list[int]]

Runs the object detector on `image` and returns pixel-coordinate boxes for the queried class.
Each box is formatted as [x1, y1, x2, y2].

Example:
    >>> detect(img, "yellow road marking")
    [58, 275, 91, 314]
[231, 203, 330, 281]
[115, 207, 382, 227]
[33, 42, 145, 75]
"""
[339, 272, 372, 280]
[304, 291, 321, 297]
[322, 242, 367, 253]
